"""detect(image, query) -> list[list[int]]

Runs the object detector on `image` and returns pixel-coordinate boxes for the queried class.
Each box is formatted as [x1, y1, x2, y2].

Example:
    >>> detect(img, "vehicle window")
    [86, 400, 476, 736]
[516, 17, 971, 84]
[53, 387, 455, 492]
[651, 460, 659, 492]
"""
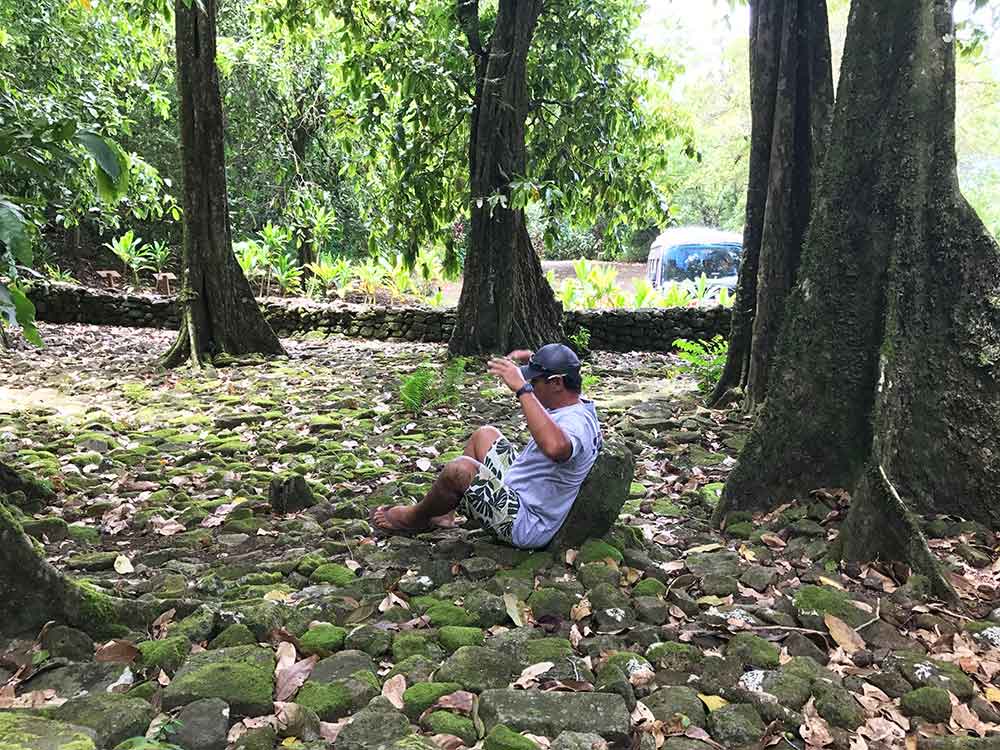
[661, 243, 740, 284]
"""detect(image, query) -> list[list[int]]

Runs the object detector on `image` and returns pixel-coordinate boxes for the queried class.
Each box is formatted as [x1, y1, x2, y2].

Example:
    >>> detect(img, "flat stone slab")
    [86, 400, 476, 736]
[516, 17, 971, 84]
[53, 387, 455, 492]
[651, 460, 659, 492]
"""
[478, 688, 630, 743]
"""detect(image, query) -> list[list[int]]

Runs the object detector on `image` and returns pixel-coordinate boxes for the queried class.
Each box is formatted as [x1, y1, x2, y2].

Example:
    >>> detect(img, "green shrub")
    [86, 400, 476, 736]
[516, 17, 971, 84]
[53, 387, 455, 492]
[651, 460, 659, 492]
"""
[673, 336, 728, 392]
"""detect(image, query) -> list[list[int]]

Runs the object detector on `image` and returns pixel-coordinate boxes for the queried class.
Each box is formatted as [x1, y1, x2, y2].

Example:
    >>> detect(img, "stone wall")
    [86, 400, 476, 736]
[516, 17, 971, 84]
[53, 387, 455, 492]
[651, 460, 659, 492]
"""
[28, 282, 730, 352]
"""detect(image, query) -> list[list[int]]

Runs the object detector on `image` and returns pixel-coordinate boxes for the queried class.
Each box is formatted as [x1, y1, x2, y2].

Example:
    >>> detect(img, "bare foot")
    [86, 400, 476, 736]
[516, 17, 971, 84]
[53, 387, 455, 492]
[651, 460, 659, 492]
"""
[429, 511, 459, 529]
[369, 505, 430, 534]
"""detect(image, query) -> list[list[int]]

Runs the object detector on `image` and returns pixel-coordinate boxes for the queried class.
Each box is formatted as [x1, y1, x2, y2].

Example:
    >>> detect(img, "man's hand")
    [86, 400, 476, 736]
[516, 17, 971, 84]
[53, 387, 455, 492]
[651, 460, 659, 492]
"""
[507, 349, 533, 364]
[488, 357, 527, 393]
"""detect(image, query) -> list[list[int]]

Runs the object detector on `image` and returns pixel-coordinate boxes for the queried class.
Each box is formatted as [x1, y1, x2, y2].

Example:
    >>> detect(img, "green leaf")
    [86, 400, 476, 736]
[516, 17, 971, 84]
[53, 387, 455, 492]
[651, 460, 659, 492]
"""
[0, 283, 42, 346]
[74, 131, 130, 202]
[0, 198, 32, 266]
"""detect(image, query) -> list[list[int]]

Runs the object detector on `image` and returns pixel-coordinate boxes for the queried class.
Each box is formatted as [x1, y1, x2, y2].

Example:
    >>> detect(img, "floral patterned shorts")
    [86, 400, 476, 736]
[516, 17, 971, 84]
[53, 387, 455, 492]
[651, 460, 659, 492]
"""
[460, 437, 521, 544]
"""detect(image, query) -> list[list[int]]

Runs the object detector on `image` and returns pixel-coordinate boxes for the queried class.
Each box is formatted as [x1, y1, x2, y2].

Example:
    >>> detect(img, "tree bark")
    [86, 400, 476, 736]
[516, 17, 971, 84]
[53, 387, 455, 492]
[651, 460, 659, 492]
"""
[0, 462, 149, 637]
[709, 0, 833, 408]
[717, 0, 1000, 591]
[449, 0, 564, 355]
[163, 0, 285, 368]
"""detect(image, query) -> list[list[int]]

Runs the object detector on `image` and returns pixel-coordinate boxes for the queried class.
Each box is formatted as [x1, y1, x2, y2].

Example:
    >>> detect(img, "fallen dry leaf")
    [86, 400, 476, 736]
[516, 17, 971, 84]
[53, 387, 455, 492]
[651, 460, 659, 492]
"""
[818, 576, 847, 591]
[759, 532, 787, 549]
[113, 555, 134, 574]
[149, 515, 185, 536]
[430, 690, 476, 715]
[275, 655, 318, 702]
[825, 614, 866, 654]
[150, 608, 176, 639]
[156, 669, 170, 686]
[698, 694, 727, 712]
[95, 639, 139, 664]
[430, 734, 467, 750]
[513, 661, 554, 689]
[685, 542, 724, 555]
[381, 673, 406, 709]
[800, 698, 834, 748]
[570, 598, 592, 621]
[319, 719, 351, 742]
[275, 641, 297, 672]
[503, 593, 531, 628]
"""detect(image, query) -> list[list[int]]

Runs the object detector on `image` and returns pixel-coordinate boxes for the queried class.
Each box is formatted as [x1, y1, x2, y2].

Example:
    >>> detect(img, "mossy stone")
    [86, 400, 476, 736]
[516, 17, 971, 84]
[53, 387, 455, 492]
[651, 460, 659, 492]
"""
[137, 636, 191, 674]
[170, 607, 217, 642]
[577, 539, 624, 566]
[341, 624, 390, 657]
[633, 578, 667, 597]
[0, 713, 97, 750]
[294, 681, 354, 721]
[162, 647, 274, 717]
[310, 563, 356, 586]
[522, 638, 573, 664]
[299, 624, 347, 655]
[578, 563, 621, 589]
[435, 646, 521, 693]
[438, 626, 486, 653]
[425, 601, 476, 627]
[646, 642, 703, 672]
[527, 588, 576, 620]
[641, 686, 706, 728]
[604, 652, 654, 681]
[423, 711, 478, 744]
[901, 687, 952, 723]
[706, 703, 766, 745]
[793, 586, 869, 628]
[387, 655, 439, 683]
[726, 633, 780, 669]
[402, 681, 464, 720]
[209, 623, 256, 649]
[813, 682, 865, 729]
[392, 633, 444, 662]
[53, 693, 155, 748]
[484, 724, 540, 750]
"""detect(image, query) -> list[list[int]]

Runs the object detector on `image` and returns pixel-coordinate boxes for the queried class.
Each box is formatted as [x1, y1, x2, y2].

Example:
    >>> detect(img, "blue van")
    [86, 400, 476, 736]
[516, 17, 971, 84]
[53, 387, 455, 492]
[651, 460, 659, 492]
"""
[646, 227, 743, 292]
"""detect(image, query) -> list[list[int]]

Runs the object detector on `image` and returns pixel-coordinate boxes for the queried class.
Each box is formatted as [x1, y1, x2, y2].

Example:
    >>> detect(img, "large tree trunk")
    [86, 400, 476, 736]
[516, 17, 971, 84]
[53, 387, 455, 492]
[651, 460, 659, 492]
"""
[449, 0, 563, 356]
[0, 463, 148, 637]
[717, 0, 1000, 592]
[709, 0, 833, 408]
[163, 0, 285, 369]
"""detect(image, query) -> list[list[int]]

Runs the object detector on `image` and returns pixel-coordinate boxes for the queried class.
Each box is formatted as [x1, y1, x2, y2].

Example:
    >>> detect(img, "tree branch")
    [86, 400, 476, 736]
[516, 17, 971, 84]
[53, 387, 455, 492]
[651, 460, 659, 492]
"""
[457, 0, 484, 58]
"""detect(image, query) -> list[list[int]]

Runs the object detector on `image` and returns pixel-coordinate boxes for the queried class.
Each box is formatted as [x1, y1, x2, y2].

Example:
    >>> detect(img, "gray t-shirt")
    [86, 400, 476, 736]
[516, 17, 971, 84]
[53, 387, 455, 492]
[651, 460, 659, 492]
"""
[508, 400, 602, 549]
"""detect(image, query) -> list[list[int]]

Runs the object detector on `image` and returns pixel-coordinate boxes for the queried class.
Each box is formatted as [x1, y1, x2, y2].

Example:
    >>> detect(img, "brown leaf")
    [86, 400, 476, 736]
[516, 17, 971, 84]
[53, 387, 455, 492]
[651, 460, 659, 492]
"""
[95, 639, 139, 664]
[540, 680, 594, 692]
[570, 598, 592, 622]
[150, 608, 176, 639]
[379, 592, 409, 612]
[430, 734, 467, 750]
[800, 698, 834, 747]
[150, 515, 186, 536]
[381, 673, 406, 710]
[156, 669, 171, 686]
[512, 661, 554, 689]
[683, 726, 726, 750]
[319, 719, 350, 742]
[275, 641, 297, 672]
[759, 533, 786, 549]
[345, 603, 377, 624]
[431, 690, 476, 715]
[275, 655, 318, 702]
[503, 593, 531, 627]
[824, 614, 866, 655]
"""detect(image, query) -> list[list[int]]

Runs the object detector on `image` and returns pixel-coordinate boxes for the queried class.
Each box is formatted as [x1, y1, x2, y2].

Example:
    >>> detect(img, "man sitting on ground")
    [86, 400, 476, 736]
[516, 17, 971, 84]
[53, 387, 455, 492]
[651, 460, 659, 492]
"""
[370, 344, 602, 549]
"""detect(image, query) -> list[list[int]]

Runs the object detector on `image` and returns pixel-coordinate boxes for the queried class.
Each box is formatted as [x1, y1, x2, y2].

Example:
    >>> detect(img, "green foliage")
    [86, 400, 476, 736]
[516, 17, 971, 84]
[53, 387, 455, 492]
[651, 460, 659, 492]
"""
[399, 357, 468, 414]
[672, 336, 728, 392]
[567, 326, 591, 352]
[146, 241, 173, 274]
[400, 366, 436, 414]
[104, 230, 151, 286]
[44, 264, 79, 284]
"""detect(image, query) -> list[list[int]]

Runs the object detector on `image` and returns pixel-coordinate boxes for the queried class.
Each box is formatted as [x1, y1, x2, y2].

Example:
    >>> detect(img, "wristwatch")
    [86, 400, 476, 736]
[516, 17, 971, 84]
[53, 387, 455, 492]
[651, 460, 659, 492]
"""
[515, 383, 534, 398]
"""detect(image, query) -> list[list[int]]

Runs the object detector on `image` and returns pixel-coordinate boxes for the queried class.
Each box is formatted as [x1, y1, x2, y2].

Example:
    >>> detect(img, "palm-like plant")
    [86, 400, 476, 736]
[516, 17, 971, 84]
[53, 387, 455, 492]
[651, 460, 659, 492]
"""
[354, 259, 386, 303]
[270, 252, 303, 296]
[380, 254, 413, 300]
[104, 230, 151, 287]
[147, 240, 173, 274]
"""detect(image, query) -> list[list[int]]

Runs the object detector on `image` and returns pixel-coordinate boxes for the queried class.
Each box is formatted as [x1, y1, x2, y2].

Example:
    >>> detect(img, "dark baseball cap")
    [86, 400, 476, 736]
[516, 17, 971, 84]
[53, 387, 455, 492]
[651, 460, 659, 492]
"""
[520, 343, 581, 381]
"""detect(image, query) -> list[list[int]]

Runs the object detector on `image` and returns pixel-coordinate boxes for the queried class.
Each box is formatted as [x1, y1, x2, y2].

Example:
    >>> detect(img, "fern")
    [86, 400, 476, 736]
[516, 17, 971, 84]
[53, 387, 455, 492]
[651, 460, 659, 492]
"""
[400, 366, 435, 413]
[673, 336, 728, 392]
[434, 356, 468, 405]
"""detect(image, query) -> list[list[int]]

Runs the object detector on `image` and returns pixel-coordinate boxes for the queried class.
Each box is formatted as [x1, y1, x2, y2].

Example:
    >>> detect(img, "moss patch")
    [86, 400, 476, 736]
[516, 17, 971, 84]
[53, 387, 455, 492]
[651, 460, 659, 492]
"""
[438, 626, 485, 653]
[138, 636, 191, 673]
[577, 539, 624, 566]
[310, 563, 357, 586]
[294, 681, 354, 721]
[484, 724, 540, 750]
[402, 681, 463, 720]
[299, 624, 348, 655]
